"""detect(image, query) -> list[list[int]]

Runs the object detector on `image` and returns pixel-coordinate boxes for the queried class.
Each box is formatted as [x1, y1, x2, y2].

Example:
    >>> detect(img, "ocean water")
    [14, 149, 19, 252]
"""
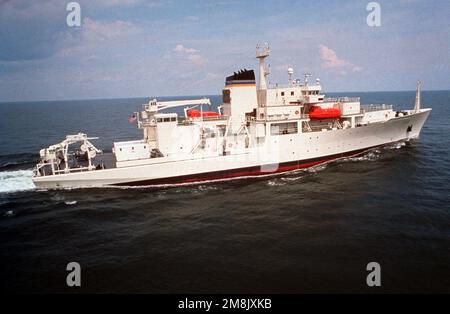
[0, 91, 449, 293]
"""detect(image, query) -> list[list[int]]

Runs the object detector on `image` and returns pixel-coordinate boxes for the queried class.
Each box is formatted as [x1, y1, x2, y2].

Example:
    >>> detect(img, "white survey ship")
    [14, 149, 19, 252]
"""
[32, 45, 431, 189]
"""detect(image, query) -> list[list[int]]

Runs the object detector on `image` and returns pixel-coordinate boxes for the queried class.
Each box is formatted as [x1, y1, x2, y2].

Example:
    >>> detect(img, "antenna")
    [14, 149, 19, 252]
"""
[304, 73, 311, 86]
[414, 80, 421, 113]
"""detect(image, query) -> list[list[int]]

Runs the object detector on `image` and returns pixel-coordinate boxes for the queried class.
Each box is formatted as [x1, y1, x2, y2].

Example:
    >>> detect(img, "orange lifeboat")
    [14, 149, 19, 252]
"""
[186, 109, 220, 118]
[309, 106, 341, 119]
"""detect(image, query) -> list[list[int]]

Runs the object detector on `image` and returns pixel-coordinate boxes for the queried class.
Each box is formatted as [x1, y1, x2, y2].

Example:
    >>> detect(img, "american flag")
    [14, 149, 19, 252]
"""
[128, 114, 137, 123]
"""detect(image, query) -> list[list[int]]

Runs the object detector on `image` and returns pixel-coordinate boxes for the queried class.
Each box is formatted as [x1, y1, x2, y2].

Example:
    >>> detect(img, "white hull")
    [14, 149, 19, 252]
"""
[32, 109, 431, 189]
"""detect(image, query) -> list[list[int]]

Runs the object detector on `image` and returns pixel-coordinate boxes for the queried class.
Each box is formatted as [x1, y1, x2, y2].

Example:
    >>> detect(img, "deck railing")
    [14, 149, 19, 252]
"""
[178, 115, 228, 125]
[362, 104, 393, 112]
[324, 97, 360, 103]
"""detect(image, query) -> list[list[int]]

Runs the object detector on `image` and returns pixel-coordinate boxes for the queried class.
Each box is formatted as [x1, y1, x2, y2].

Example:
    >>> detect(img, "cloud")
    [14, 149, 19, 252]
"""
[187, 54, 205, 66]
[185, 15, 200, 22]
[56, 18, 142, 58]
[0, 0, 66, 61]
[173, 44, 205, 66]
[174, 44, 198, 54]
[82, 17, 141, 40]
[1, 0, 449, 101]
[92, 0, 142, 6]
[0, 0, 62, 19]
[319, 45, 361, 73]
[73, 0, 147, 9]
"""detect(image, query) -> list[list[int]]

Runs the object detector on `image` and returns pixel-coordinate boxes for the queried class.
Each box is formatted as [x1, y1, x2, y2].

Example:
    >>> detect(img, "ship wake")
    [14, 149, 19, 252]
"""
[0, 170, 35, 194]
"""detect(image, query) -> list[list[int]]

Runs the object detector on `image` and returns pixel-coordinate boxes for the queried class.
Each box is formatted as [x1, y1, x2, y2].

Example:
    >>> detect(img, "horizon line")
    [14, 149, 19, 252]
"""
[1, 88, 449, 104]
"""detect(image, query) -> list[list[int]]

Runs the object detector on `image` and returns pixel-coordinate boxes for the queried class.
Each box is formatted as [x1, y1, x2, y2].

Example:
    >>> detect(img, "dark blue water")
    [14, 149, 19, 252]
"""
[0, 91, 449, 293]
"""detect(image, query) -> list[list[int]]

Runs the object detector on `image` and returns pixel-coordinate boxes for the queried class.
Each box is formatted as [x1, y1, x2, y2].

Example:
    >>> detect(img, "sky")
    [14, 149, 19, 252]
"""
[0, 0, 449, 102]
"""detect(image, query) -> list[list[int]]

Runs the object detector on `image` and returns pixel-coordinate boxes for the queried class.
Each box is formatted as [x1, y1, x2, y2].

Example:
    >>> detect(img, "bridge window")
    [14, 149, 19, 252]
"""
[291, 91, 294, 96]
[281, 92, 285, 96]
[157, 117, 177, 122]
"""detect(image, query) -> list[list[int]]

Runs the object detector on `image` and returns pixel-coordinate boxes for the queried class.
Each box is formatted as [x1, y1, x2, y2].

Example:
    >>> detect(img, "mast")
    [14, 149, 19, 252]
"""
[256, 44, 270, 109]
[414, 80, 421, 113]
[256, 43, 270, 91]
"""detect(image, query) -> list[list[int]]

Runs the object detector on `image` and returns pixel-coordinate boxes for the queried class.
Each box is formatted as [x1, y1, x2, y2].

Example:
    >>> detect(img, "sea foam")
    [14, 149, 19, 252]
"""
[0, 170, 35, 193]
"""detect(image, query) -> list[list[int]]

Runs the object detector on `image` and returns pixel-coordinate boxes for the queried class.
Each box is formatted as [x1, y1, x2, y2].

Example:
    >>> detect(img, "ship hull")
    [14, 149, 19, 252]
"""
[32, 109, 431, 189]
[113, 145, 377, 186]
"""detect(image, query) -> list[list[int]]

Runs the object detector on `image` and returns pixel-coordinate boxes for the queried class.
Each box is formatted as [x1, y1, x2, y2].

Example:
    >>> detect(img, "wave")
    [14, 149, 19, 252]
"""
[0, 170, 35, 194]
[384, 141, 406, 150]
[0, 161, 36, 172]
[342, 151, 380, 162]
[3, 210, 15, 217]
[267, 179, 286, 187]
[0, 153, 37, 171]
[338, 141, 407, 164]
[305, 163, 328, 173]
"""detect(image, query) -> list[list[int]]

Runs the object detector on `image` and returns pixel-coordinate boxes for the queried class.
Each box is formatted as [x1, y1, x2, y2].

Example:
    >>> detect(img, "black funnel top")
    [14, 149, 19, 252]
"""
[225, 69, 255, 83]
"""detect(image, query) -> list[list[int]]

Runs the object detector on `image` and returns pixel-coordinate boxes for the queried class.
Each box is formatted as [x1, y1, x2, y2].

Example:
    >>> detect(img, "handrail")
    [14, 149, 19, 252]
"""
[362, 104, 393, 112]
[324, 97, 360, 102]
[179, 115, 228, 125]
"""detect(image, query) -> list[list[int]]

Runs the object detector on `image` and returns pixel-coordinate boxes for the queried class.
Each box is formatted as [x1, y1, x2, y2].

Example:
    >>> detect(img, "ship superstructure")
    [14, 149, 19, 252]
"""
[32, 45, 431, 188]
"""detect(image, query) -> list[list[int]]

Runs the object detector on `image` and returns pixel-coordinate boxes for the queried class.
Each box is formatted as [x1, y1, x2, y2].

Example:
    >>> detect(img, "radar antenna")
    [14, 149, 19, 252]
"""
[287, 67, 294, 85]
